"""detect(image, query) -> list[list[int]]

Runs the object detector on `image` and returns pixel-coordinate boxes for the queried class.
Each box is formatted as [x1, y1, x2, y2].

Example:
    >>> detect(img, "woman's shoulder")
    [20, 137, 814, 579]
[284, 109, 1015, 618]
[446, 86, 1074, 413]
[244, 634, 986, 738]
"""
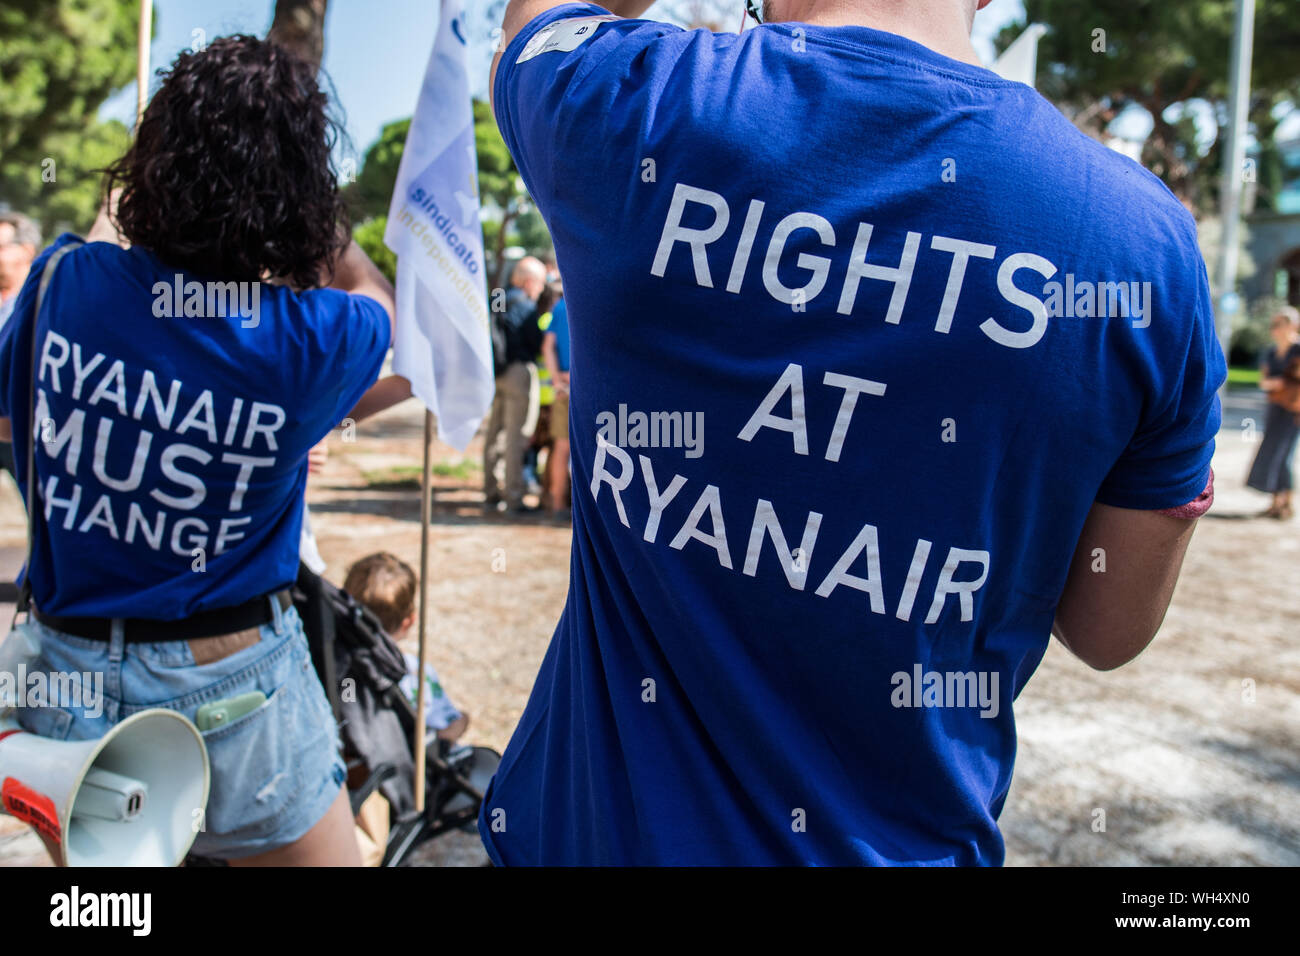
[39, 233, 157, 279]
[31, 232, 89, 269]
[259, 281, 357, 324]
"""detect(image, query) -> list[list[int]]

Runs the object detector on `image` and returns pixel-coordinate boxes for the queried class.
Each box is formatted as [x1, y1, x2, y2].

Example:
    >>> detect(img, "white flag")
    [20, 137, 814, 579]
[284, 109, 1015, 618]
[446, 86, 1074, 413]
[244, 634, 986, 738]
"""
[384, 0, 493, 451]
[990, 24, 1047, 87]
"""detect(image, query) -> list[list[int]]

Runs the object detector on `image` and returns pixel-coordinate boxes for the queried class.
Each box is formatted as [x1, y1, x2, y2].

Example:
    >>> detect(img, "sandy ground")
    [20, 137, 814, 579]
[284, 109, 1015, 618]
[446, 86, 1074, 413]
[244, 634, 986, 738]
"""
[1, 389, 1296, 866]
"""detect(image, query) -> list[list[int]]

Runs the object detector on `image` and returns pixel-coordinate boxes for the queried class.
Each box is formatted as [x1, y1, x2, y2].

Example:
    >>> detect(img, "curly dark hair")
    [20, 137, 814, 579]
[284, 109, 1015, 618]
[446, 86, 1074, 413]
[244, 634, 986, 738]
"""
[104, 35, 349, 289]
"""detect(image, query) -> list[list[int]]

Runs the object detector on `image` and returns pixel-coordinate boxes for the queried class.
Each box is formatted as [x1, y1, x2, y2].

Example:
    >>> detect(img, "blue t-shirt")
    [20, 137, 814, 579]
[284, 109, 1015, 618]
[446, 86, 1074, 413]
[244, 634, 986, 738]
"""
[0, 234, 390, 619]
[548, 297, 570, 372]
[481, 6, 1224, 865]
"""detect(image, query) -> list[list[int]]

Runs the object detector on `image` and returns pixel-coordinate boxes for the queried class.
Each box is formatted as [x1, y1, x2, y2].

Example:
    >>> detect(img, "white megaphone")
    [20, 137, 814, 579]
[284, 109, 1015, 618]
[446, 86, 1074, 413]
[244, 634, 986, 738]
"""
[0, 709, 210, 866]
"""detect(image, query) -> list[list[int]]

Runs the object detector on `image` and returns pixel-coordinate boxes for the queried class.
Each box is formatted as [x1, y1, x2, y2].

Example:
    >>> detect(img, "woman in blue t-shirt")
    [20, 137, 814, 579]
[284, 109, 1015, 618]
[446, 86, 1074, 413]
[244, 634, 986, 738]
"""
[0, 36, 395, 865]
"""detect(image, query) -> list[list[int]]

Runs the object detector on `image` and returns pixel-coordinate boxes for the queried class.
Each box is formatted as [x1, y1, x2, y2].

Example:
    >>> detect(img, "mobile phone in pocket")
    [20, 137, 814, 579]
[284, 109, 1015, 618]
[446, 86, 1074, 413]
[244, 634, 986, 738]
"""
[195, 691, 267, 731]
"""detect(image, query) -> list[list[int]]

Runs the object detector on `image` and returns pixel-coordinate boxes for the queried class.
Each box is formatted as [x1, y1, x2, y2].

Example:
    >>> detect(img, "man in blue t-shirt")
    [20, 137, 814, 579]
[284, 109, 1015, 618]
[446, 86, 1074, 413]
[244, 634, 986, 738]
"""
[480, 1, 1225, 865]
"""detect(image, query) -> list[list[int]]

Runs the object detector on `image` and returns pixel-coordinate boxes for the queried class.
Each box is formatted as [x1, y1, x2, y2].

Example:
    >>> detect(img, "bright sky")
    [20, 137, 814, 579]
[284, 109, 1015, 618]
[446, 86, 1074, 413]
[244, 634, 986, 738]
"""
[99, 0, 1025, 172]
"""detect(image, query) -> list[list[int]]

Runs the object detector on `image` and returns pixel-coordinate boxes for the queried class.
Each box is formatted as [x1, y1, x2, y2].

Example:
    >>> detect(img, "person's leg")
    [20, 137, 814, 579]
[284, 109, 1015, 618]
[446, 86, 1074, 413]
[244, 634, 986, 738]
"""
[483, 378, 506, 505]
[436, 712, 470, 741]
[549, 438, 570, 511]
[168, 601, 353, 865]
[502, 362, 531, 508]
[227, 785, 361, 867]
[533, 405, 553, 509]
[353, 790, 391, 867]
[1274, 426, 1298, 517]
[548, 390, 571, 512]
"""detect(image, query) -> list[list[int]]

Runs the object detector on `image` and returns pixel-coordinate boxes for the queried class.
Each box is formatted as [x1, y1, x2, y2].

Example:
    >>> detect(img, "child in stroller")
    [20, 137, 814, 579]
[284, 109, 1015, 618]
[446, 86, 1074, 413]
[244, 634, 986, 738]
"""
[341, 552, 474, 863]
[303, 557, 499, 866]
[343, 553, 470, 745]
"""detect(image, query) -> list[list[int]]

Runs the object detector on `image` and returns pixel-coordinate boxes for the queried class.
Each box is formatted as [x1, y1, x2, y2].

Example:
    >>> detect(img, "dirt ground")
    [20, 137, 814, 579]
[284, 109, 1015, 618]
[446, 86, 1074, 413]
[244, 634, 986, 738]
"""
[1, 390, 1296, 867]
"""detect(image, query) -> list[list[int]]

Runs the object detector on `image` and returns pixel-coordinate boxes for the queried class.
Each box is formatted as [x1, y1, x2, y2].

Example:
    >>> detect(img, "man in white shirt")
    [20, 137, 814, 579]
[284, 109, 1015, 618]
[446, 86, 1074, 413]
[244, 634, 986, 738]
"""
[0, 211, 40, 483]
[0, 212, 40, 330]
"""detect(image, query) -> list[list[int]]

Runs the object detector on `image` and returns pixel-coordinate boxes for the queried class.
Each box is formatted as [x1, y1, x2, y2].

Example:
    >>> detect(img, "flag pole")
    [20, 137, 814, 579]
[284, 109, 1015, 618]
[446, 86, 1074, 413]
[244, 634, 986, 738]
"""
[136, 0, 153, 125]
[1213, 0, 1256, 395]
[413, 409, 434, 811]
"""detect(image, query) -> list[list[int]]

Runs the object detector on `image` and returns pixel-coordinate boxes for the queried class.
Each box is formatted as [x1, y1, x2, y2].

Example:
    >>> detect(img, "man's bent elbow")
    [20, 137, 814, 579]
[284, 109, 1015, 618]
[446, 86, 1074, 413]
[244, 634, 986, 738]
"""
[1051, 616, 1164, 672]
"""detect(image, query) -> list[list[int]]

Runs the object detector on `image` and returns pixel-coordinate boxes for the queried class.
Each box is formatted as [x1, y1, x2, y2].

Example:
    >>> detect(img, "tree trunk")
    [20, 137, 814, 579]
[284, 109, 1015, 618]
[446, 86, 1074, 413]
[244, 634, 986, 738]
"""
[268, 0, 330, 72]
[494, 208, 517, 285]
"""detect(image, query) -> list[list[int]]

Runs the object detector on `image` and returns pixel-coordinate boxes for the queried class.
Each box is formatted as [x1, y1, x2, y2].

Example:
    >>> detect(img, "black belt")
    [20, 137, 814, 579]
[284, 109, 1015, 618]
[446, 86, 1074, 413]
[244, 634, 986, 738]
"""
[32, 590, 293, 644]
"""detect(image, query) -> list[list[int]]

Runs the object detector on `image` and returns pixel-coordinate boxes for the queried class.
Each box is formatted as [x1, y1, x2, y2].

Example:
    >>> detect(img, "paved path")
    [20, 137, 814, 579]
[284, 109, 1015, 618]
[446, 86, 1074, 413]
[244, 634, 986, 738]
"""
[1002, 391, 1299, 865]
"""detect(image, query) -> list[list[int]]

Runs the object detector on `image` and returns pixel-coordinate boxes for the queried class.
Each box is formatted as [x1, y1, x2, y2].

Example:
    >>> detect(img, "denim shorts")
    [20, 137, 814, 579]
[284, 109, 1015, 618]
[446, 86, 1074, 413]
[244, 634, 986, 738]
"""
[12, 598, 346, 860]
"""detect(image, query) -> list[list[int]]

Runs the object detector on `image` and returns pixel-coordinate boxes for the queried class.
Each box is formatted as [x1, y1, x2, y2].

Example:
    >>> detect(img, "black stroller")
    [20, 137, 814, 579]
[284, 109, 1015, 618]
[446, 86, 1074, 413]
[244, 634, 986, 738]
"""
[188, 565, 500, 866]
[295, 564, 500, 866]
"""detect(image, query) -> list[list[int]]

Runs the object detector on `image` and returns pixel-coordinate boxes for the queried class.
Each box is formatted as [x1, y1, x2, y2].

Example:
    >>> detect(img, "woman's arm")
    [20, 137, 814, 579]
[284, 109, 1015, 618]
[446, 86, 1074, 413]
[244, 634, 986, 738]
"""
[345, 374, 412, 424]
[326, 240, 395, 341]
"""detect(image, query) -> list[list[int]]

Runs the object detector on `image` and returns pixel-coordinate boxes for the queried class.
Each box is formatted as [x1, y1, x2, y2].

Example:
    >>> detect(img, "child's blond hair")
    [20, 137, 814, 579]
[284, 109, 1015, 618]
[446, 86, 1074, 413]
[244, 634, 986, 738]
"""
[343, 552, 417, 634]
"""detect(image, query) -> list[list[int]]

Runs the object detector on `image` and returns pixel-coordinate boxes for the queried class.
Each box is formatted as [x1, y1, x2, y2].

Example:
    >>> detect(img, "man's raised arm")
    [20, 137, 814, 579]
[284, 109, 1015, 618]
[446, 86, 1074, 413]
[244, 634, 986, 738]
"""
[490, 0, 657, 106]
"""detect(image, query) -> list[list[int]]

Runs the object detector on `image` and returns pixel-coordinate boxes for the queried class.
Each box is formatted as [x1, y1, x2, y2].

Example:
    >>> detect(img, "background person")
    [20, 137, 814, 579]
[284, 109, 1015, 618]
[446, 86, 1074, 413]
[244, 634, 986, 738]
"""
[479, 0, 1224, 866]
[527, 281, 562, 499]
[0, 211, 40, 325]
[541, 290, 571, 517]
[484, 256, 546, 512]
[0, 35, 396, 866]
[1247, 306, 1300, 519]
[0, 211, 40, 485]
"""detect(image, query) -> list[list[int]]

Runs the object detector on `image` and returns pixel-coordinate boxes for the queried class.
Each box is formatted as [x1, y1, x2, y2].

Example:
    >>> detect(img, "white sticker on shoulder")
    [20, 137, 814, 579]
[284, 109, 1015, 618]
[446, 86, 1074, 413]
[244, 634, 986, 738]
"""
[516, 15, 620, 63]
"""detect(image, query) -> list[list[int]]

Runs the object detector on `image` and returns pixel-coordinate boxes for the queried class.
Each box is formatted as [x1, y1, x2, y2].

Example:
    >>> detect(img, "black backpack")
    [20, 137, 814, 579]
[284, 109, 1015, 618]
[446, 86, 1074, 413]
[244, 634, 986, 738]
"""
[490, 309, 511, 377]
[491, 298, 546, 374]
[511, 305, 545, 363]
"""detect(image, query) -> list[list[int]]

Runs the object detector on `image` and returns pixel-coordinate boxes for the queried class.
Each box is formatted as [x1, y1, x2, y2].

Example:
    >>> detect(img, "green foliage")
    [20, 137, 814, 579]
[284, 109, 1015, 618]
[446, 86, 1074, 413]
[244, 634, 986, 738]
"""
[346, 118, 411, 222]
[0, 0, 142, 233]
[352, 215, 396, 284]
[363, 459, 480, 489]
[473, 99, 516, 218]
[1225, 365, 1261, 387]
[513, 208, 551, 256]
[998, 0, 1300, 213]
[344, 100, 550, 279]
[473, 97, 550, 274]
[1230, 295, 1289, 367]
